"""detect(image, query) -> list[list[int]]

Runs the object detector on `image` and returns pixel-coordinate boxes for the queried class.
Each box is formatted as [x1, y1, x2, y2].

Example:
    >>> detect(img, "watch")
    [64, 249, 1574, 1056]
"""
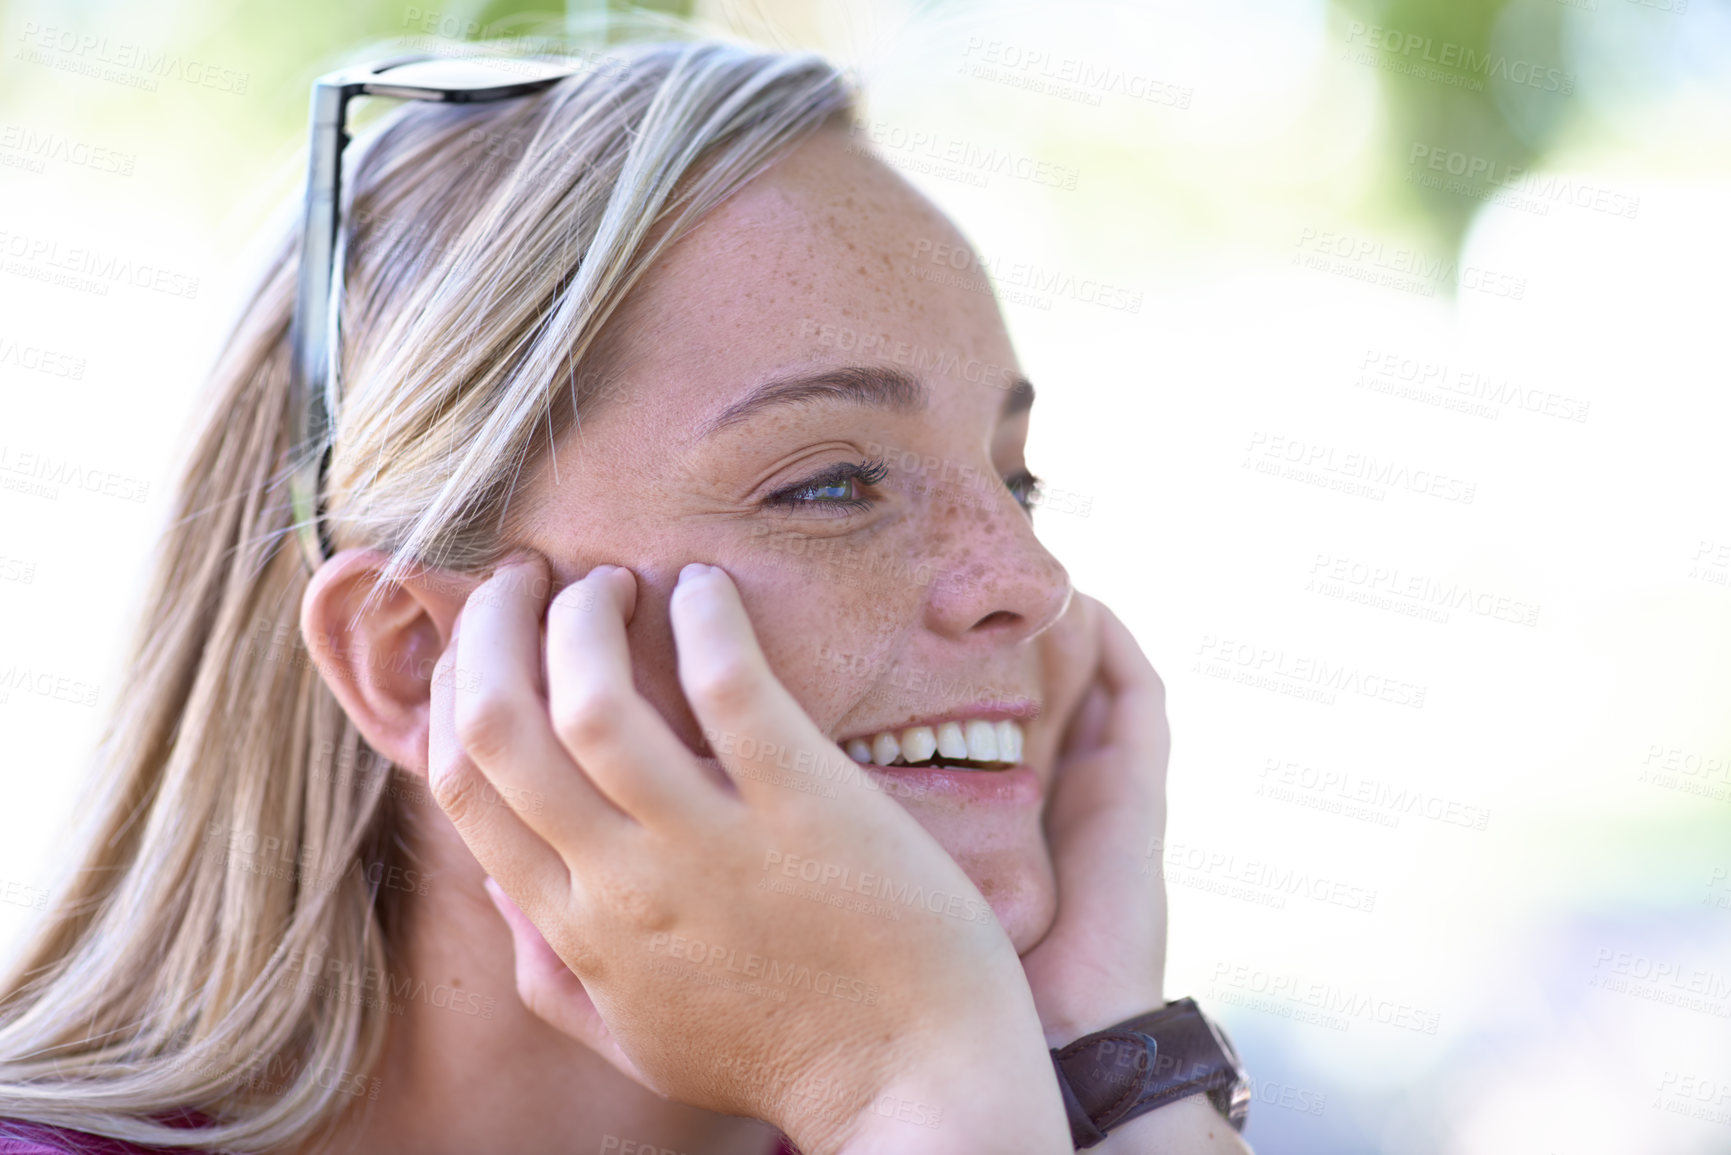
[1048, 997, 1250, 1149]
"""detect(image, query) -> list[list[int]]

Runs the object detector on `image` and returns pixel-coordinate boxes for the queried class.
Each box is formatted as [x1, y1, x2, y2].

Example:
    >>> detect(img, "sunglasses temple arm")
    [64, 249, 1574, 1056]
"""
[288, 82, 350, 574]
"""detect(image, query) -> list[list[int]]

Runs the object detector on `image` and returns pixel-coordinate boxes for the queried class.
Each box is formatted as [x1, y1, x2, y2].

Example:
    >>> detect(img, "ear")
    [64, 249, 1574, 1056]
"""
[300, 548, 478, 777]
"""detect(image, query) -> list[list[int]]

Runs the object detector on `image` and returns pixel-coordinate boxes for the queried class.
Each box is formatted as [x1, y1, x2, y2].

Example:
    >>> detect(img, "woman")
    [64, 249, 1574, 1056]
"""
[0, 39, 1251, 1155]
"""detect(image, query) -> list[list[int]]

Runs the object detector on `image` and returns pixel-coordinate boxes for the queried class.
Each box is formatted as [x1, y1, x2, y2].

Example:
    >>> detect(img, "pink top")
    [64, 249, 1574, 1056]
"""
[0, 1118, 799, 1154]
[0, 1114, 213, 1155]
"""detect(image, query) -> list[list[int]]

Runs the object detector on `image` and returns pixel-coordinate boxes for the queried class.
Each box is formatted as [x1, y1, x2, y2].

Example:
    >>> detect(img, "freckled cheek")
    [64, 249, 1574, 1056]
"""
[720, 549, 924, 725]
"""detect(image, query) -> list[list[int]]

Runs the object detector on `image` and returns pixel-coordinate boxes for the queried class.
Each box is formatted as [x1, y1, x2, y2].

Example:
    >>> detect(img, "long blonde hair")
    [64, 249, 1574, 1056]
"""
[0, 39, 853, 1153]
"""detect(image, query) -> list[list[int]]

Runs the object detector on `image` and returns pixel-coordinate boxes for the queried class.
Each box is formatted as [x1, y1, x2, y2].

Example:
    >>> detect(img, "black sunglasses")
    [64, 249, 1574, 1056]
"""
[287, 53, 585, 575]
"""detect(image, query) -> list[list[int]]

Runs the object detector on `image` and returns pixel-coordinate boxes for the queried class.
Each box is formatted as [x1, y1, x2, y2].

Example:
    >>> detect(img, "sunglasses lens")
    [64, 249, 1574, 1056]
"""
[369, 56, 575, 94]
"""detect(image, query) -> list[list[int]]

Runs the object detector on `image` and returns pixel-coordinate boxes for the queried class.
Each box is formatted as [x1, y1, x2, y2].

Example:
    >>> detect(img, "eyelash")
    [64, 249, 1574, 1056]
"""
[764, 458, 1045, 516]
[765, 458, 890, 514]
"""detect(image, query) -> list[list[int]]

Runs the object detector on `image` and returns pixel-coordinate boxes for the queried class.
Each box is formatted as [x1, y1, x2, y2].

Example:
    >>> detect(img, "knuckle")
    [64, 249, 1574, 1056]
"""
[454, 694, 518, 766]
[583, 866, 675, 935]
[429, 762, 485, 826]
[690, 657, 763, 716]
[552, 687, 625, 752]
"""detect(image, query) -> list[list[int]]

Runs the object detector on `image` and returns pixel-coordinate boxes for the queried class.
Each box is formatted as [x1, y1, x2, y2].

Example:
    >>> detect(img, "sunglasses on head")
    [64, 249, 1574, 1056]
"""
[287, 53, 588, 575]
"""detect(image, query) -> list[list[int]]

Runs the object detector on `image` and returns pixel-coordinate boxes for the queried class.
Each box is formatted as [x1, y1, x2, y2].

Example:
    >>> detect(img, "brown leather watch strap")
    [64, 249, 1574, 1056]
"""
[1049, 998, 1248, 1149]
[1050, 1028, 1156, 1146]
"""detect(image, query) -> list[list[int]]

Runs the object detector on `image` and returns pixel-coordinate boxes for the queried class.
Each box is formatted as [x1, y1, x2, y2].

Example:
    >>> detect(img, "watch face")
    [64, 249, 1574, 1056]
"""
[1203, 1010, 1246, 1077]
[1199, 1011, 1252, 1129]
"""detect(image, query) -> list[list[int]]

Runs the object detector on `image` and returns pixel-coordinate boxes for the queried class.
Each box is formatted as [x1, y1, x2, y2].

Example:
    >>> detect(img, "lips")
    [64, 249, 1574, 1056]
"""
[838, 716, 1027, 772]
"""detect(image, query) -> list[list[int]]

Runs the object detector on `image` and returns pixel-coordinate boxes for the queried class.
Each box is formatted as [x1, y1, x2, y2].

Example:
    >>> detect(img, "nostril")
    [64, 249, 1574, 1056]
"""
[973, 610, 1019, 630]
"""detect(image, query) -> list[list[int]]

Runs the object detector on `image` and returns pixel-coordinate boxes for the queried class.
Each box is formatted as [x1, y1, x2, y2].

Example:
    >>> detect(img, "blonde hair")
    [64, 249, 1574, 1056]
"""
[0, 39, 853, 1153]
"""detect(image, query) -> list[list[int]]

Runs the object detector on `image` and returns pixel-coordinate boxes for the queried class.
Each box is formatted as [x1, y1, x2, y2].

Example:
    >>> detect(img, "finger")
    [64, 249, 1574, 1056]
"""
[1092, 604, 1168, 753]
[668, 563, 869, 808]
[428, 628, 571, 904]
[453, 556, 626, 847]
[545, 565, 724, 826]
[1058, 680, 1111, 763]
[482, 878, 651, 1086]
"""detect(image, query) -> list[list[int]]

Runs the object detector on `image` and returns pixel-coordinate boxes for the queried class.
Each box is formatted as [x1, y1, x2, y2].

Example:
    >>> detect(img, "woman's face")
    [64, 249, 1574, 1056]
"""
[515, 124, 1096, 951]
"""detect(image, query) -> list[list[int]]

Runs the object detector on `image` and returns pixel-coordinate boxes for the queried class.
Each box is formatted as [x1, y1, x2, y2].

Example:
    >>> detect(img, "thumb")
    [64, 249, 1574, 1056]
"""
[482, 878, 652, 1088]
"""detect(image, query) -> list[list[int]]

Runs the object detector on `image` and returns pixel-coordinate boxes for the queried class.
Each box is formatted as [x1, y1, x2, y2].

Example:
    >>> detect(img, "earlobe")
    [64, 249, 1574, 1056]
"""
[300, 549, 475, 776]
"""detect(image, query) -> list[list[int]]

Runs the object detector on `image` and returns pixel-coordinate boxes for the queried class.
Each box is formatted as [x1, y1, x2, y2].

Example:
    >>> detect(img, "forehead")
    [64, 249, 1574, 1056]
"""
[586, 125, 1021, 437]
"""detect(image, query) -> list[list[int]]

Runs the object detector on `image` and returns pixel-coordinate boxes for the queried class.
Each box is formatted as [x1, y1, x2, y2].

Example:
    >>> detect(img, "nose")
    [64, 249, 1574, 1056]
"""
[919, 478, 1072, 645]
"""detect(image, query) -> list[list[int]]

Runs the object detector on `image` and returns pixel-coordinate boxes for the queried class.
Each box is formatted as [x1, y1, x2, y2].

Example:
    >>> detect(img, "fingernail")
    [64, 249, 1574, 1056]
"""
[677, 562, 714, 586]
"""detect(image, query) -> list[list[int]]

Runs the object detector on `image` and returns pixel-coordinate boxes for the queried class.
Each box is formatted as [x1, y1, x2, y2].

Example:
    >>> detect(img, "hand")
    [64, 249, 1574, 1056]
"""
[1021, 594, 1171, 1043]
[427, 556, 1071, 1155]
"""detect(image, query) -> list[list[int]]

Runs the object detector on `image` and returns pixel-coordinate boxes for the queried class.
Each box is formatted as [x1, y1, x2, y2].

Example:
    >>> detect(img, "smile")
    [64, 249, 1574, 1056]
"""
[839, 718, 1025, 772]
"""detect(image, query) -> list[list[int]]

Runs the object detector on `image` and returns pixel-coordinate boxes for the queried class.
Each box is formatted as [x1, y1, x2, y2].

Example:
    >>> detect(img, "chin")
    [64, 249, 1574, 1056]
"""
[906, 803, 1058, 953]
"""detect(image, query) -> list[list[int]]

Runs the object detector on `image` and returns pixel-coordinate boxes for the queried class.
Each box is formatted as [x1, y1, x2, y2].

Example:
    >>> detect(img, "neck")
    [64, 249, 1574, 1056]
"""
[308, 791, 777, 1155]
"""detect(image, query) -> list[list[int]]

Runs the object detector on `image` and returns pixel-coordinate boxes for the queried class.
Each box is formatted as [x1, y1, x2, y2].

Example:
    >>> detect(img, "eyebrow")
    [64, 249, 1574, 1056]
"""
[700, 364, 1035, 437]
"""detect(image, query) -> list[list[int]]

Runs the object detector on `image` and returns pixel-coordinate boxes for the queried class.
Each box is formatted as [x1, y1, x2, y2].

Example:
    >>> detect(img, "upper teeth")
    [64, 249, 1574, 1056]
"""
[844, 719, 1024, 767]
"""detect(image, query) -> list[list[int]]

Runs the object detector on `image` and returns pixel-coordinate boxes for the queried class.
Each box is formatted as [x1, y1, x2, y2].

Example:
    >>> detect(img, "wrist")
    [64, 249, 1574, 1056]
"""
[833, 1051, 1069, 1155]
[789, 1001, 1070, 1155]
[1041, 988, 1166, 1049]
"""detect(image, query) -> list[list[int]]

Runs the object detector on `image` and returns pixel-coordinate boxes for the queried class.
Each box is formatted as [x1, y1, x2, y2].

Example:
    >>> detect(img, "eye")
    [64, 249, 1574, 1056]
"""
[764, 457, 891, 515]
[1004, 468, 1043, 514]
